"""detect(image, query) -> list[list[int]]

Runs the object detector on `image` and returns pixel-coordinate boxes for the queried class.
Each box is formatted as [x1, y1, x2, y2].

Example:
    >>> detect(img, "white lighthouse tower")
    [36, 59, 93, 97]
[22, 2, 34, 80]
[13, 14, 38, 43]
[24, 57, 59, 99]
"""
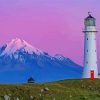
[83, 13, 98, 78]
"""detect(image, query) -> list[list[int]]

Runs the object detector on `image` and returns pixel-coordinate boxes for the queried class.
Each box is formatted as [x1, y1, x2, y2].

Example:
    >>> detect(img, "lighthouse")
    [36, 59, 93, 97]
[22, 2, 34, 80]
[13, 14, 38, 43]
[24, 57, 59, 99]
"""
[83, 13, 98, 78]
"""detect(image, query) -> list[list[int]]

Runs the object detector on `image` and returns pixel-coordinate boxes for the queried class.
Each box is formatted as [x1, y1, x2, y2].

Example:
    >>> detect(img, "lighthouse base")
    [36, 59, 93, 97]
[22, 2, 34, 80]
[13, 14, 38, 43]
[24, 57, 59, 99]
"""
[83, 69, 98, 79]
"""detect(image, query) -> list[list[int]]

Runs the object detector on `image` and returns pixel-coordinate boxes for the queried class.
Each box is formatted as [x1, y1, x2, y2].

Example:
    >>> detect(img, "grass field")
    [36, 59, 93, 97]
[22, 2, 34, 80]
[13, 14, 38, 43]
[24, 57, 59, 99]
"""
[0, 79, 100, 100]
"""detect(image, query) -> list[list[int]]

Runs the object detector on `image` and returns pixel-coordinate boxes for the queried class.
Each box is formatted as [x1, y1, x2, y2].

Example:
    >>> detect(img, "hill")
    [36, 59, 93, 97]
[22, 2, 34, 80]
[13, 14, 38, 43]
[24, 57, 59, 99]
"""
[0, 79, 100, 100]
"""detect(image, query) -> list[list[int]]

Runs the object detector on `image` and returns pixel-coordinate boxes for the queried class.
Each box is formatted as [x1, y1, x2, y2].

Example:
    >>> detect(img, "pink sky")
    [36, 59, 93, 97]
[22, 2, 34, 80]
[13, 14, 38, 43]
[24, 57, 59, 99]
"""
[0, 0, 100, 69]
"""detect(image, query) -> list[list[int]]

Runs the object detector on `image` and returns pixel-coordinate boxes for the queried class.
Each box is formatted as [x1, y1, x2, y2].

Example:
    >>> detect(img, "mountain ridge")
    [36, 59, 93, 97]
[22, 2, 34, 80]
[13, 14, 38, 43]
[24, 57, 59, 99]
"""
[0, 38, 83, 83]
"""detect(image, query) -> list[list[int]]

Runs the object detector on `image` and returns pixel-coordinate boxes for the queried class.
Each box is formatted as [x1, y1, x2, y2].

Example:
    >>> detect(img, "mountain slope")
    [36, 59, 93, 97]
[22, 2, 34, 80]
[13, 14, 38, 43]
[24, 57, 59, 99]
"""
[0, 38, 83, 83]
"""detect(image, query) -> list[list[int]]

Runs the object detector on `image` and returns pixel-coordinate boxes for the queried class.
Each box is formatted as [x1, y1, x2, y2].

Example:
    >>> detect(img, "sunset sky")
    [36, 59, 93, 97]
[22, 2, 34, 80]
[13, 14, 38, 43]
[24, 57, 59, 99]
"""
[0, 0, 100, 69]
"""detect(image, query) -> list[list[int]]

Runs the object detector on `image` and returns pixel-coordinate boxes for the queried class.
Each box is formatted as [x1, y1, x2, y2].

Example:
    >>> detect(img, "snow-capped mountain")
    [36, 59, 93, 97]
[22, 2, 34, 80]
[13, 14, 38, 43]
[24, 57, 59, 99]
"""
[0, 38, 83, 83]
[1, 38, 43, 56]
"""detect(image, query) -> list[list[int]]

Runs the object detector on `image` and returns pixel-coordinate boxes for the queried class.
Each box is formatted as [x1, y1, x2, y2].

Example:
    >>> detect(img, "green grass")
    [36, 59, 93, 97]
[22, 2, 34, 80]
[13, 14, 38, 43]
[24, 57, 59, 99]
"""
[0, 79, 100, 100]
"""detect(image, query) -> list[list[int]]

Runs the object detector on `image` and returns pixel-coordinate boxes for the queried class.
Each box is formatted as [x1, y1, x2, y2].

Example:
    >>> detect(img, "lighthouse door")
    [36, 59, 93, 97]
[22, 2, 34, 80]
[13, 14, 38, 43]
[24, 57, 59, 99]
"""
[90, 70, 94, 79]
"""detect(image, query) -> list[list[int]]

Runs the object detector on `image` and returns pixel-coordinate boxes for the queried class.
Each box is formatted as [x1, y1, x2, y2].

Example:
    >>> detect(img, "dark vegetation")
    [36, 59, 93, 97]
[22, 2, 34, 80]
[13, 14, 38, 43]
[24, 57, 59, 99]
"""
[27, 77, 35, 83]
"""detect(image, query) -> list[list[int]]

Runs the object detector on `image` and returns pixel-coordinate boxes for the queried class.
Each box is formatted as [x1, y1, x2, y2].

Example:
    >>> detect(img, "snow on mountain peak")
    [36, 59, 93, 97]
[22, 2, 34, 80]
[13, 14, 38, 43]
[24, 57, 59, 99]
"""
[54, 54, 67, 61]
[1, 38, 43, 55]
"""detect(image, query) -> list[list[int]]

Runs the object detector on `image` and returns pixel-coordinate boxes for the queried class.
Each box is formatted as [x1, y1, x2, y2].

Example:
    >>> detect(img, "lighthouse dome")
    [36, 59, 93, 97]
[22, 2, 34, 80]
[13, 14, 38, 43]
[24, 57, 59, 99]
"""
[85, 13, 96, 26]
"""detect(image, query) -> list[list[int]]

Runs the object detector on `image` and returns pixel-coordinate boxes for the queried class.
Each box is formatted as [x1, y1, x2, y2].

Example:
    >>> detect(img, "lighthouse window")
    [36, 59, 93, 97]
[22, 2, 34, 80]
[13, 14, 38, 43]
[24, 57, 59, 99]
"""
[87, 38, 88, 40]
[86, 61, 88, 64]
[96, 61, 97, 64]
[87, 50, 88, 52]
[95, 50, 96, 52]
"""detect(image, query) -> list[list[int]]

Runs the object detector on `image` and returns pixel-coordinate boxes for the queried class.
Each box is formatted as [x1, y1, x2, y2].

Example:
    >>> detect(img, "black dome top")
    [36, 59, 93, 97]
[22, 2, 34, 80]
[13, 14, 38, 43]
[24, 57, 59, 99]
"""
[85, 14, 95, 20]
